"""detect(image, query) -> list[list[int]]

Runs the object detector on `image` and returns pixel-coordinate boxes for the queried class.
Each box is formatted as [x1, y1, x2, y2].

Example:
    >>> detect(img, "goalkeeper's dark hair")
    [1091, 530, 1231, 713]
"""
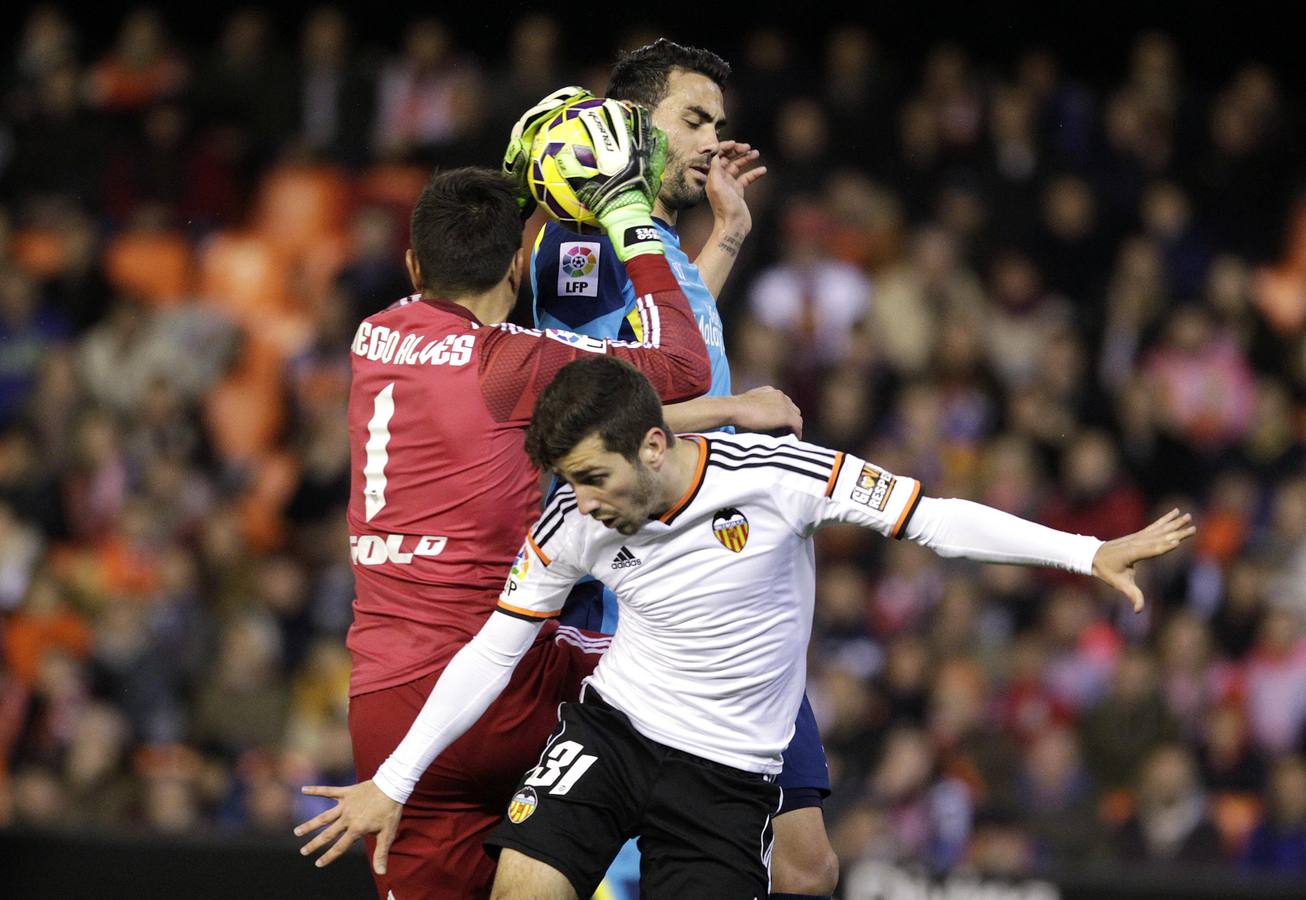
[526, 357, 675, 471]
[607, 38, 730, 109]
[410, 167, 521, 297]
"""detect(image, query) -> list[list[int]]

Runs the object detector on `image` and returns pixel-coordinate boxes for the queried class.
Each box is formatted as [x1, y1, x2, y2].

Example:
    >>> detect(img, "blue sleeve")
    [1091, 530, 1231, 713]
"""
[531, 222, 639, 340]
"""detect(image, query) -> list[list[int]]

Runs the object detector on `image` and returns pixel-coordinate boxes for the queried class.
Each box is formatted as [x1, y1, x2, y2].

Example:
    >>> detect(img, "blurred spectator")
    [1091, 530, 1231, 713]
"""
[33, 204, 111, 334]
[1141, 181, 1211, 301]
[748, 198, 871, 371]
[191, 613, 290, 756]
[193, 9, 290, 165]
[1015, 724, 1099, 865]
[1143, 304, 1256, 454]
[995, 633, 1074, 748]
[7, 62, 108, 203]
[334, 203, 412, 321]
[0, 500, 43, 611]
[821, 26, 896, 166]
[62, 702, 134, 826]
[1043, 430, 1148, 560]
[1243, 755, 1306, 871]
[771, 97, 833, 196]
[869, 225, 985, 376]
[289, 7, 375, 165]
[0, 265, 68, 425]
[1117, 743, 1223, 864]
[1080, 646, 1178, 790]
[982, 247, 1072, 390]
[86, 8, 188, 113]
[1198, 702, 1267, 794]
[1033, 173, 1115, 313]
[1242, 607, 1306, 757]
[372, 17, 483, 163]
[863, 725, 973, 869]
[489, 14, 569, 142]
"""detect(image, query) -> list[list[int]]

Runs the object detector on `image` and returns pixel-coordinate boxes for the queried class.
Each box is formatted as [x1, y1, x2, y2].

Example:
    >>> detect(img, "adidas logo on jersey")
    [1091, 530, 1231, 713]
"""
[611, 546, 642, 569]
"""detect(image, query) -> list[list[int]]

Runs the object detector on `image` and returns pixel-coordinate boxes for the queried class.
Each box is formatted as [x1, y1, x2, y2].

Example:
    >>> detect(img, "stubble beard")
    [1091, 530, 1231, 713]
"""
[660, 149, 706, 211]
[616, 462, 662, 535]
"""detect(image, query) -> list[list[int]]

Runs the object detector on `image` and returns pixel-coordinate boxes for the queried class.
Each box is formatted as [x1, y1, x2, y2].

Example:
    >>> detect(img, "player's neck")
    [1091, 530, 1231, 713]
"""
[443, 287, 514, 326]
[652, 197, 677, 226]
[654, 436, 702, 514]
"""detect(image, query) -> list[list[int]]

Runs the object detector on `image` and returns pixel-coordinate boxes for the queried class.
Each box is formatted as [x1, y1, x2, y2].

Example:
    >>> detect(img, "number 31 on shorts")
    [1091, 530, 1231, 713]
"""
[524, 740, 597, 796]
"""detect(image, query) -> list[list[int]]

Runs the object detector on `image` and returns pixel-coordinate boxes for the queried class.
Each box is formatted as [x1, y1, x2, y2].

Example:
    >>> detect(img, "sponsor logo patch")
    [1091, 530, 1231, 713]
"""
[510, 546, 531, 579]
[712, 507, 750, 553]
[544, 328, 608, 354]
[851, 464, 896, 511]
[558, 242, 600, 297]
[507, 786, 538, 824]
[623, 225, 660, 248]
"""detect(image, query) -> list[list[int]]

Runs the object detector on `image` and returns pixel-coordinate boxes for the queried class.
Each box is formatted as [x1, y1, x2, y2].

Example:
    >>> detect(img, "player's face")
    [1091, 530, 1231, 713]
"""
[651, 70, 726, 211]
[557, 433, 662, 536]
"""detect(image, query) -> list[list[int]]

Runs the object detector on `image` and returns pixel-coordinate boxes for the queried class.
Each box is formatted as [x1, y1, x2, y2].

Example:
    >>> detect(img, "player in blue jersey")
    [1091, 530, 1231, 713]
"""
[520, 40, 839, 900]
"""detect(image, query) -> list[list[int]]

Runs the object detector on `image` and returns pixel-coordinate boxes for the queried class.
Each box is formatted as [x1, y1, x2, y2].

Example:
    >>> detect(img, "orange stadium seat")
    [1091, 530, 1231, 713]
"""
[238, 450, 301, 552]
[198, 230, 291, 324]
[1211, 791, 1263, 857]
[104, 230, 193, 306]
[254, 164, 350, 261]
[12, 228, 67, 278]
[203, 331, 288, 462]
[355, 163, 429, 210]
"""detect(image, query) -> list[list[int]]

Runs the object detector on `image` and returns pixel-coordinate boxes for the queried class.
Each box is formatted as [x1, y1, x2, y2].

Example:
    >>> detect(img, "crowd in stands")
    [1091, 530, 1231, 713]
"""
[2, 5, 1306, 881]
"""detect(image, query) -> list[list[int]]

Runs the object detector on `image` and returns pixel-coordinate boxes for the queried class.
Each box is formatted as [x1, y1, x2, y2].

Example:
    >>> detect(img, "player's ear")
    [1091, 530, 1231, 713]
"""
[405, 249, 423, 292]
[506, 248, 526, 294]
[642, 427, 668, 468]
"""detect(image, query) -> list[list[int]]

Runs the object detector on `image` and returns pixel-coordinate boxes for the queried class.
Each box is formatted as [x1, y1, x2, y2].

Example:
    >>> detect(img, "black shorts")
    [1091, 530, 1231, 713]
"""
[485, 686, 782, 898]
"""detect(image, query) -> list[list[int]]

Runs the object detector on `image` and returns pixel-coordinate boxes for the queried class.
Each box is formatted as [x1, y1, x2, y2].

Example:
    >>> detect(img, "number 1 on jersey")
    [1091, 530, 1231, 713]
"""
[363, 383, 396, 521]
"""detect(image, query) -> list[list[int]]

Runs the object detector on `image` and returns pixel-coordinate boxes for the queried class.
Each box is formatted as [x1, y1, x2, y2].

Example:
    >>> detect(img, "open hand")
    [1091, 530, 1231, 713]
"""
[706, 140, 767, 235]
[294, 779, 403, 874]
[1091, 509, 1196, 613]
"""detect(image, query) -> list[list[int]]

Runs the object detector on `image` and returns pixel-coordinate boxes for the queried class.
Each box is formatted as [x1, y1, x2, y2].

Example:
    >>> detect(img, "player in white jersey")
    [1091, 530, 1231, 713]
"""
[363, 357, 1196, 898]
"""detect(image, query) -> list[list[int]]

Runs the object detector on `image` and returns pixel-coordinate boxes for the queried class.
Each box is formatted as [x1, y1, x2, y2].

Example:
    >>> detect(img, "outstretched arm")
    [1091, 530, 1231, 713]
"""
[664, 386, 803, 437]
[902, 499, 1195, 612]
[782, 440, 1196, 615]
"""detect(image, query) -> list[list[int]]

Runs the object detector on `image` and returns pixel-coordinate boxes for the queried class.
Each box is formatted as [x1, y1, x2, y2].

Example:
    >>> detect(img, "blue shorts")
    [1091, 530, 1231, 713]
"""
[561, 580, 831, 812]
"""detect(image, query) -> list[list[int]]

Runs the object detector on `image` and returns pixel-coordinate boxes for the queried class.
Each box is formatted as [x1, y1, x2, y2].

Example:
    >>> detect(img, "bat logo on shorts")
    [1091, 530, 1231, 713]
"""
[508, 786, 539, 824]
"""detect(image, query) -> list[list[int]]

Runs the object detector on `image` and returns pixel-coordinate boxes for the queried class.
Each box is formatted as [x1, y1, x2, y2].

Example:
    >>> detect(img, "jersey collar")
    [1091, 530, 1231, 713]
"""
[655, 435, 708, 526]
[420, 296, 482, 325]
[651, 217, 679, 244]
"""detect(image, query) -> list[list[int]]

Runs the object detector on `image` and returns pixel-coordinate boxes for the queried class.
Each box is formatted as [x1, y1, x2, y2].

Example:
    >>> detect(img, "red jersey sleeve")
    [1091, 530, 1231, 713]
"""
[478, 254, 711, 425]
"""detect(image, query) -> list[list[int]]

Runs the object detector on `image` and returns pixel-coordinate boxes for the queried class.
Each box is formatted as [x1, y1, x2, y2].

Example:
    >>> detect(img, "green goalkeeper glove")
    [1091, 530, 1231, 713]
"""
[502, 85, 593, 220]
[575, 103, 668, 261]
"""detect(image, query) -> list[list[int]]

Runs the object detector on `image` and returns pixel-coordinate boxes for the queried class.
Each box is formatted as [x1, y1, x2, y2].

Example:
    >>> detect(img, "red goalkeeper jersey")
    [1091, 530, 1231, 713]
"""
[345, 254, 709, 695]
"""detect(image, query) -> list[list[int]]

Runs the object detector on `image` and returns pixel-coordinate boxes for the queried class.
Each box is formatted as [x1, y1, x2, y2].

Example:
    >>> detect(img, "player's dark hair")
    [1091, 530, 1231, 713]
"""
[526, 357, 674, 470]
[410, 167, 521, 297]
[607, 38, 730, 109]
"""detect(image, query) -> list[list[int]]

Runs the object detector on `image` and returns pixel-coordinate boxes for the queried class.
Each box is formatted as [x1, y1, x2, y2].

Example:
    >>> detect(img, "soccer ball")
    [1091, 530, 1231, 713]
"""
[528, 97, 633, 233]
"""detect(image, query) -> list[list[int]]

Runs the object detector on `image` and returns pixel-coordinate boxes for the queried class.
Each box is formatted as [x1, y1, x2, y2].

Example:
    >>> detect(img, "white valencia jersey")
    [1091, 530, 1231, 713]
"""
[499, 432, 922, 774]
